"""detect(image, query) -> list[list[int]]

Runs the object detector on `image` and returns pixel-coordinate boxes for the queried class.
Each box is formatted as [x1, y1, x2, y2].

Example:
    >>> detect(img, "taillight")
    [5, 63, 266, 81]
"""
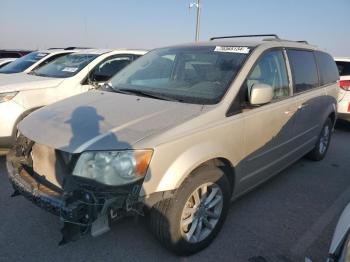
[348, 102, 350, 112]
[339, 80, 350, 91]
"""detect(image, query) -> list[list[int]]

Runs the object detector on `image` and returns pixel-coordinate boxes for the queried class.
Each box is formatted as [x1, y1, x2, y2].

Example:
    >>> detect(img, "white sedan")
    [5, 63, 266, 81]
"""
[0, 48, 147, 154]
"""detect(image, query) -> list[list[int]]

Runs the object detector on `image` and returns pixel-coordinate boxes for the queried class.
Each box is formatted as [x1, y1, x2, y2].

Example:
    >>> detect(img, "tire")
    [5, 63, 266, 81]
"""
[306, 118, 333, 161]
[149, 165, 231, 256]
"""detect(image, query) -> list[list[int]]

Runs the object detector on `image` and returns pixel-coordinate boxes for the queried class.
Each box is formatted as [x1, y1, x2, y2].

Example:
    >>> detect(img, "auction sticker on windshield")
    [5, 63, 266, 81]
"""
[214, 46, 250, 54]
[62, 67, 78, 73]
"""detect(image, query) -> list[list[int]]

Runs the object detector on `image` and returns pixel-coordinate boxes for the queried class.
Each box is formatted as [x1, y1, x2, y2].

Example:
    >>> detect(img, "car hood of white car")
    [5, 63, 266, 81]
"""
[19, 90, 206, 153]
[0, 73, 64, 93]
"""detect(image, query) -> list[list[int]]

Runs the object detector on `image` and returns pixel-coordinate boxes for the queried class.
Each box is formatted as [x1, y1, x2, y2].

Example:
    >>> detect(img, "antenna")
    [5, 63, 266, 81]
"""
[189, 0, 202, 42]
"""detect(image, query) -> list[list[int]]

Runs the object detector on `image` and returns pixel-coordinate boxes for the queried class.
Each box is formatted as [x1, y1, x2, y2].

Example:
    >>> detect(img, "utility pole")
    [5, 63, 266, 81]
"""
[189, 0, 202, 42]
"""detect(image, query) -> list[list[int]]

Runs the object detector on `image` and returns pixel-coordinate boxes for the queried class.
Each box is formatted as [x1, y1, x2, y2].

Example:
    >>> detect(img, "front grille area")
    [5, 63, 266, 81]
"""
[9, 167, 64, 216]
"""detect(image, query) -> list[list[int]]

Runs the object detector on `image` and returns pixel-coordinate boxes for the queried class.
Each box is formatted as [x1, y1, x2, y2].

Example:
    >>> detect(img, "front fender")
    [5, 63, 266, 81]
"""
[141, 141, 234, 196]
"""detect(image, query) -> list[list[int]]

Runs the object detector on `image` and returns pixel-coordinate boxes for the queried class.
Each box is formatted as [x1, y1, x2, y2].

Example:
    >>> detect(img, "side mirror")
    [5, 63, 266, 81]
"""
[249, 83, 274, 105]
[101, 82, 112, 91]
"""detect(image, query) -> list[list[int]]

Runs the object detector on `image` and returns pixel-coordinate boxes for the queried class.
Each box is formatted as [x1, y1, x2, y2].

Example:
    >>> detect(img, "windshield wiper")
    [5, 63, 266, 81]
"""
[115, 88, 182, 102]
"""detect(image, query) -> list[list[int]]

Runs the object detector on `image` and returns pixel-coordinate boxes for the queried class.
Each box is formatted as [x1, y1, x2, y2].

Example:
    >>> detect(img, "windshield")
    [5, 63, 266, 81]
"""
[110, 46, 250, 104]
[0, 51, 48, 74]
[33, 54, 98, 78]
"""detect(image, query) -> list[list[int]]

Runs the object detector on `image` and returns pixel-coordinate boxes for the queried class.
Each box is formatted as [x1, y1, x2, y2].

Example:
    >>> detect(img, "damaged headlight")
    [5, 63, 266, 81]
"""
[72, 150, 153, 186]
[0, 92, 18, 103]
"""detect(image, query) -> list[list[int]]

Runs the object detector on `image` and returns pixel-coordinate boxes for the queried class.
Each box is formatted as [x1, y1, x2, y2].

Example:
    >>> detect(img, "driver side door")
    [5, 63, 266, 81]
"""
[237, 49, 299, 192]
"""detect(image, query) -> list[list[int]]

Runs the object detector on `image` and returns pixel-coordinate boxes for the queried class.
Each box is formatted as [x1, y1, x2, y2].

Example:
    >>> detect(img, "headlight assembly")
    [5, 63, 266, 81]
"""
[0, 92, 18, 103]
[72, 150, 153, 186]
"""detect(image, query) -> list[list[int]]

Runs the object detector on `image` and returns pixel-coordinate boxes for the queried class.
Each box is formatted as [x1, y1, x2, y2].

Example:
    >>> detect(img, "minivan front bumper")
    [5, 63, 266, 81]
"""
[6, 137, 144, 244]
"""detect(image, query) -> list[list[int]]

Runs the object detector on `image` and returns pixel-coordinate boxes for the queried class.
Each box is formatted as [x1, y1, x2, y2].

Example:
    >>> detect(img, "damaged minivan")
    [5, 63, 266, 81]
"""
[7, 35, 339, 255]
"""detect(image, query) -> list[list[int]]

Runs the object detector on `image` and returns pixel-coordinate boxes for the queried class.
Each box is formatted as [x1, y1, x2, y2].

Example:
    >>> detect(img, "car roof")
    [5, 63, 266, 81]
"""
[71, 49, 147, 55]
[165, 37, 320, 51]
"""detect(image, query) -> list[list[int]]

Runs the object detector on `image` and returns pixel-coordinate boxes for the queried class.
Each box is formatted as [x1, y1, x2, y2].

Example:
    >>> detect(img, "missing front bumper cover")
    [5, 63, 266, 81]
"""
[7, 138, 144, 245]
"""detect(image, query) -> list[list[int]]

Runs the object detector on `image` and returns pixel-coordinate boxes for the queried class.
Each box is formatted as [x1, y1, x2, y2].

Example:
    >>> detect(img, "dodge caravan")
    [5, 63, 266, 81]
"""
[7, 35, 339, 255]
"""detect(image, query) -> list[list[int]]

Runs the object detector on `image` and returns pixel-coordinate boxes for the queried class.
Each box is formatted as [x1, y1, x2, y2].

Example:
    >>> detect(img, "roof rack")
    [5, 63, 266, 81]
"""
[210, 34, 280, 41]
[64, 47, 92, 50]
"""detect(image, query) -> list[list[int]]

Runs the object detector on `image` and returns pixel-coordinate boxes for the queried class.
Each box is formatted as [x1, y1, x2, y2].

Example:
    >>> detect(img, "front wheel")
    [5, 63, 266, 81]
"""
[149, 166, 231, 255]
[306, 118, 333, 161]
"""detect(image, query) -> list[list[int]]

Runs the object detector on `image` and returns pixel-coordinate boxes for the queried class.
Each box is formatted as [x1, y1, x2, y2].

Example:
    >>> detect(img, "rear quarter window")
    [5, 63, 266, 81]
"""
[315, 51, 339, 85]
[287, 50, 319, 93]
[336, 61, 350, 76]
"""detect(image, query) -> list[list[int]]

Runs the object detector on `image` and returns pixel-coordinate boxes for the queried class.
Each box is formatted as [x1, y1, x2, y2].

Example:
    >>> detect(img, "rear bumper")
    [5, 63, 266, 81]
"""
[338, 113, 350, 122]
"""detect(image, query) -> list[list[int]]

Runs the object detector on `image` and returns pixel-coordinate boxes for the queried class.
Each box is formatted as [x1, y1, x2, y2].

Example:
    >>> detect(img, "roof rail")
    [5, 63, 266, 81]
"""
[210, 34, 280, 41]
[64, 47, 92, 50]
[296, 40, 309, 44]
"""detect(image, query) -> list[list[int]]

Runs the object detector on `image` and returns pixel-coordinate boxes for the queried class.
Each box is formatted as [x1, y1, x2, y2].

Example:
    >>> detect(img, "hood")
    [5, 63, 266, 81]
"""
[19, 91, 205, 153]
[0, 73, 64, 93]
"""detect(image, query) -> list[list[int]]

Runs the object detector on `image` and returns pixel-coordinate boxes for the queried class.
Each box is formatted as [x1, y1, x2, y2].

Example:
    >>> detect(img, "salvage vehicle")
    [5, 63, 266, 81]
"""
[0, 49, 146, 154]
[0, 48, 84, 74]
[335, 57, 350, 121]
[0, 58, 16, 69]
[7, 35, 339, 255]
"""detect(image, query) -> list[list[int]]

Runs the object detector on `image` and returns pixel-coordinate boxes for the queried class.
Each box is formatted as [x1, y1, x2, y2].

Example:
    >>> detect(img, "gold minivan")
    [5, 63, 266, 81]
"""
[7, 35, 339, 255]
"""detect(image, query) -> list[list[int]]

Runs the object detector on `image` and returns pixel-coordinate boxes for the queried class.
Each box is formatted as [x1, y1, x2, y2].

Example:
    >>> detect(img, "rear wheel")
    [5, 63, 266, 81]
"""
[307, 118, 333, 161]
[149, 166, 231, 255]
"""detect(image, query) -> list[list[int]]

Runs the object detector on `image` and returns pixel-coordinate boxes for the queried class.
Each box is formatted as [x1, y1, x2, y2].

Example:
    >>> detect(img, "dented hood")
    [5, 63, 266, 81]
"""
[19, 91, 205, 153]
[0, 73, 63, 93]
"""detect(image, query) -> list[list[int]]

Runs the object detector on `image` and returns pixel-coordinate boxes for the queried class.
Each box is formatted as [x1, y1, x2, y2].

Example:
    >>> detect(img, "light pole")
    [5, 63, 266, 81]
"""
[189, 0, 202, 42]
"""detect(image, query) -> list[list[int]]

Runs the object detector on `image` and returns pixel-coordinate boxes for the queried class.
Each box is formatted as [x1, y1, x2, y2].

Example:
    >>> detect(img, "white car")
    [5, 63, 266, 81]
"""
[0, 48, 146, 154]
[0, 58, 16, 69]
[335, 57, 350, 121]
[0, 48, 84, 74]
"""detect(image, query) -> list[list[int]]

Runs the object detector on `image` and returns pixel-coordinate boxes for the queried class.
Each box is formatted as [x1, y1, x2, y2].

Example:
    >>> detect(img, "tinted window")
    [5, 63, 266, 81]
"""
[110, 47, 250, 104]
[287, 50, 319, 93]
[0, 51, 49, 74]
[315, 51, 339, 85]
[336, 61, 350, 76]
[90, 55, 132, 82]
[247, 50, 289, 100]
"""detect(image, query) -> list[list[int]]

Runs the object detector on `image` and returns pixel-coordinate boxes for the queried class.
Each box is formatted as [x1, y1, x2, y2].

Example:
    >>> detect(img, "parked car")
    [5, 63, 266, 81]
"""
[327, 203, 350, 262]
[0, 49, 33, 58]
[7, 35, 339, 255]
[0, 58, 16, 69]
[335, 57, 350, 121]
[0, 48, 83, 74]
[0, 48, 146, 154]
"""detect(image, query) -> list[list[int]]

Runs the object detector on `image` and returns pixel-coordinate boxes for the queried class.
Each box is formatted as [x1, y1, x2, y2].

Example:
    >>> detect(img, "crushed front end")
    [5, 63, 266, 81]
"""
[6, 136, 145, 244]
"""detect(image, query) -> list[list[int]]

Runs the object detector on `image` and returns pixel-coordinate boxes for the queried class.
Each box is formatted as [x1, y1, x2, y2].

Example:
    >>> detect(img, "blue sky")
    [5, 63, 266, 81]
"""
[1, 0, 349, 56]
